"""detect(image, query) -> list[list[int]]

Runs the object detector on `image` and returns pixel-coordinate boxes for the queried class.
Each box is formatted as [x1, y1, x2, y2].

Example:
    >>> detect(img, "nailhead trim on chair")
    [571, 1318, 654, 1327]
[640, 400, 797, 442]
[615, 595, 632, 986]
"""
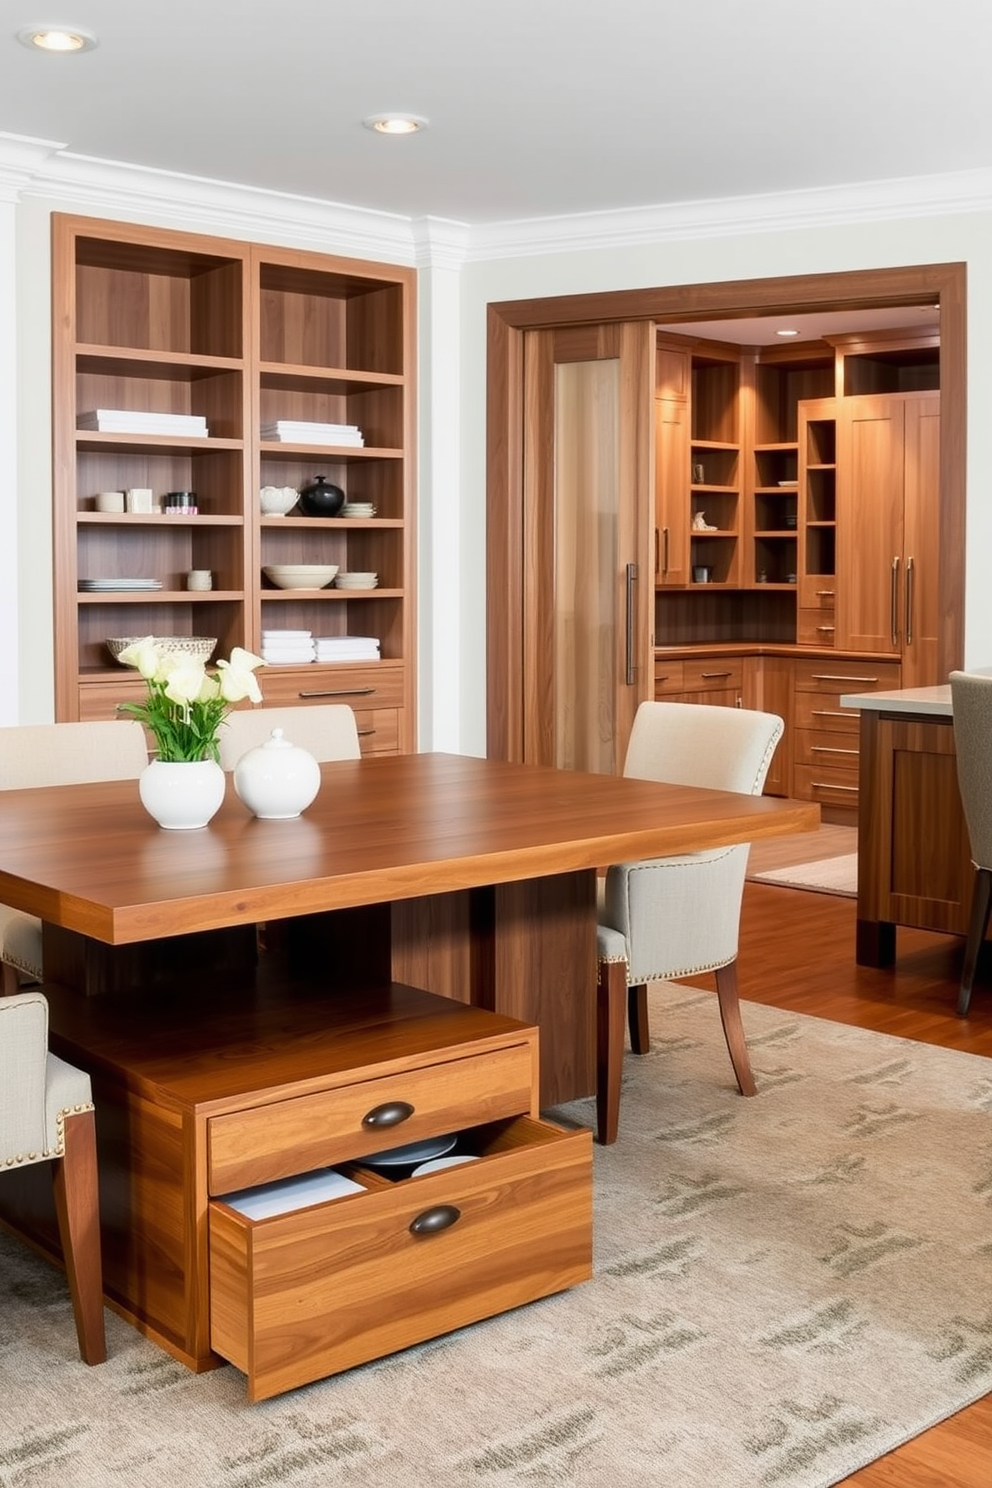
[2, 1101, 95, 1166]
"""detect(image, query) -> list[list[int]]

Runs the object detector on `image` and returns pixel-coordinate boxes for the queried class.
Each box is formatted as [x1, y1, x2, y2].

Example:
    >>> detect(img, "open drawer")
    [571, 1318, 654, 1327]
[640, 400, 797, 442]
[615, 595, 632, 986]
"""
[209, 1115, 592, 1400]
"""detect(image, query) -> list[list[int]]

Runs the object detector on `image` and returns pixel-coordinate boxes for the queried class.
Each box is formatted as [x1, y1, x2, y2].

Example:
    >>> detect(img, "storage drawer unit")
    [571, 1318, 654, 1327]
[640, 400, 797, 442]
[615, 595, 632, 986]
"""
[792, 658, 901, 811]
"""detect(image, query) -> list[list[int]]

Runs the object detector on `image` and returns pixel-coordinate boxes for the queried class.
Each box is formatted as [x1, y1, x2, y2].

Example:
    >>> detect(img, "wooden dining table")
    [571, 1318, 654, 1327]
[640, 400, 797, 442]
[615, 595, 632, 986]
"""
[0, 750, 818, 1378]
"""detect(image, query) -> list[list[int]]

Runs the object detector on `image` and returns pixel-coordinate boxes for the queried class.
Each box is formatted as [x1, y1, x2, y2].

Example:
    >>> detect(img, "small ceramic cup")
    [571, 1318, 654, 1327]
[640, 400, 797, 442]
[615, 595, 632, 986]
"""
[95, 490, 125, 513]
[186, 569, 213, 592]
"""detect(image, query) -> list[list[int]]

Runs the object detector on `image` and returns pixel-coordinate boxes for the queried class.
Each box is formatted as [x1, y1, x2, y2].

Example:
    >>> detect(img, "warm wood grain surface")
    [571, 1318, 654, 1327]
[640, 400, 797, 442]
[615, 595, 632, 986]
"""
[0, 752, 818, 943]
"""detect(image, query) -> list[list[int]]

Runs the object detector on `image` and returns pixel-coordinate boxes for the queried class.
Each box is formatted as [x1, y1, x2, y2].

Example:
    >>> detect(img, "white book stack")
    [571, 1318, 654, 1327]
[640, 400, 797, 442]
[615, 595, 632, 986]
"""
[260, 420, 364, 447]
[260, 629, 316, 665]
[77, 408, 209, 436]
[314, 635, 381, 663]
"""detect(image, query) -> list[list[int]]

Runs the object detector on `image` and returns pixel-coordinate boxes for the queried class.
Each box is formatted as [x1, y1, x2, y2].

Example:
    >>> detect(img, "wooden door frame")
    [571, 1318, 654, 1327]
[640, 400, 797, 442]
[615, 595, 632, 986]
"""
[486, 263, 966, 761]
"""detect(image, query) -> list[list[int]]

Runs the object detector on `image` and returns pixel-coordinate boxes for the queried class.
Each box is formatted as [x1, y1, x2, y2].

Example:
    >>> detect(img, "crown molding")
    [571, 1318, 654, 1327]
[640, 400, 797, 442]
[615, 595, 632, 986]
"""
[411, 217, 472, 271]
[464, 166, 992, 261]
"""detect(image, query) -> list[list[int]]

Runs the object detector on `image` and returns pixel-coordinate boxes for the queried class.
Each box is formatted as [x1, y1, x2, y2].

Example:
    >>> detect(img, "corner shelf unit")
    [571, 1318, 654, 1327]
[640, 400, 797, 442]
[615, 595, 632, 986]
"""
[52, 216, 417, 752]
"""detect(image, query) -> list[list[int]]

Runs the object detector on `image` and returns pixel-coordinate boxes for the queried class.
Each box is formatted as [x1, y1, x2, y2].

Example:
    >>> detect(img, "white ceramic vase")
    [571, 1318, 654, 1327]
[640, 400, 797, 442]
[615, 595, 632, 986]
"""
[138, 757, 226, 830]
[233, 728, 321, 819]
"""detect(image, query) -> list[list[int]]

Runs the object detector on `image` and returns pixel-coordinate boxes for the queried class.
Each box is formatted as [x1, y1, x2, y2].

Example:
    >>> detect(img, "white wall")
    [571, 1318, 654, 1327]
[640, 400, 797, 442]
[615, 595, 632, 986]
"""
[6, 145, 992, 749]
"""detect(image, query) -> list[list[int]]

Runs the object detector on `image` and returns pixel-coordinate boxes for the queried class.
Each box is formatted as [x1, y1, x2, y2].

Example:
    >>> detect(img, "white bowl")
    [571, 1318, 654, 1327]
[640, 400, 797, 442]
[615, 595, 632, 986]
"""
[263, 564, 339, 590]
[335, 572, 377, 583]
[260, 485, 299, 516]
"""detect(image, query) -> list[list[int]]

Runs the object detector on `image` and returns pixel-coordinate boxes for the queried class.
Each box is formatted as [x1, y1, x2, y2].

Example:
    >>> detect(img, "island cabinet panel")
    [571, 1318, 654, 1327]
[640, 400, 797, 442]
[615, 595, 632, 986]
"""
[210, 1116, 592, 1402]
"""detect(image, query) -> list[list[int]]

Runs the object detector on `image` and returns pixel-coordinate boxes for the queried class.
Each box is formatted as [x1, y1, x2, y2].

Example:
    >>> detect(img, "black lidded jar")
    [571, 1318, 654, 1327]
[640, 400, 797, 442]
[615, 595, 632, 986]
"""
[297, 475, 345, 517]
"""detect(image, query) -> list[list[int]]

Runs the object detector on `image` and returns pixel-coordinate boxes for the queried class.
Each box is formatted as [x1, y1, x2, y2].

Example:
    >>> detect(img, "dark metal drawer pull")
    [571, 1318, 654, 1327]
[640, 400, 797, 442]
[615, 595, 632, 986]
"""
[362, 1100, 414, 1130]
[298, 687, 377, 698]
[356, 727, 376, 737]
[410, 1204, 462, 1237]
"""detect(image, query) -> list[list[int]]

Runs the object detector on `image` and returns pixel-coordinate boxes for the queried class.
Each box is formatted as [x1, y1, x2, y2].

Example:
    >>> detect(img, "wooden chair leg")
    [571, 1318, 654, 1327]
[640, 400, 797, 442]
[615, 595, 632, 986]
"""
[714, 961, 757, 1098]
[958, 867, 992, 1017]
[596, 960, 628, 1146]
[627, 984, 650, 1054]
[1, 961, 21, 996]
[52, 1109, 107, 1365]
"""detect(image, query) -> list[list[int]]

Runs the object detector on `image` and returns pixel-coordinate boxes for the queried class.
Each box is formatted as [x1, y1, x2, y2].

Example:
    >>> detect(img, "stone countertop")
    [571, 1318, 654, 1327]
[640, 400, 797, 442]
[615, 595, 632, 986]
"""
[838, 684, 952, 716]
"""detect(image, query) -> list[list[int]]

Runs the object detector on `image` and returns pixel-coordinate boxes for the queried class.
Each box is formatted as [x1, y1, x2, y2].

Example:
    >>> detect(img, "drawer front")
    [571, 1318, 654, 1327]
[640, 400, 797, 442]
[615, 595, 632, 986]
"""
[793, 762, 861, 810]
[793, 729, 861, 772]
[793, 659, 901, 695]
[797, 609, 836, 648]
[653, 659, 685, 696]
[798, 577, 838, 610]
[682, 657, 743, 693]
[793, 692, 861, 736]
[208, 1043, 536, 1194]
[354, 707, 399, 755]
[260, 663, 406, 710]
[670, 688, 741, 709]
[210, 1116, 593, 1400]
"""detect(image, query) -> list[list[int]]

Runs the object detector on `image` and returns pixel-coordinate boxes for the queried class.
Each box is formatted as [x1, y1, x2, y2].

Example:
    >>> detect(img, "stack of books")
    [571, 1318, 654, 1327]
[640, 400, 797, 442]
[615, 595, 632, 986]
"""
[260, 420, 364, 447]
[314, 635, 381, 663]
[77, 409, 209, 437]
[260, 629, 316, 665]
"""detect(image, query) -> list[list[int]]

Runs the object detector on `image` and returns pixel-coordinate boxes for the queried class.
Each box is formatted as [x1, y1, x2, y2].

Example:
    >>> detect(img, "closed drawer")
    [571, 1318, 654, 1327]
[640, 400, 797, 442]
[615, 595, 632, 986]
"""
[793, 692, 860, 736]
[793, 762, 861, 810]
[78, 678, 147, 723]
[793, 729, 861, 771]
[209, 1115, 593, 1400]
[653, 658, 685, 696]
[682, 657, 743, 693]
[798, 577, 838, 610]
[797, 609, 836, 647]
[260, 663, 406, 710]
[793, 659, 901, 695]
[208, 1042, 536, 1193]
[354, 707, 399, 754]
[669, 689, 741, 709]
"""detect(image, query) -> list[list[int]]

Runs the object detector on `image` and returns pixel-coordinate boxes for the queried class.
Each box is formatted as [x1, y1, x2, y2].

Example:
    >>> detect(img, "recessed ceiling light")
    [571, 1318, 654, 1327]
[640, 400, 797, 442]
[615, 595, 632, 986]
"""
[363, 113, 428, 136]
[775, 328, 800, 338]
[17, 23, 98, 52]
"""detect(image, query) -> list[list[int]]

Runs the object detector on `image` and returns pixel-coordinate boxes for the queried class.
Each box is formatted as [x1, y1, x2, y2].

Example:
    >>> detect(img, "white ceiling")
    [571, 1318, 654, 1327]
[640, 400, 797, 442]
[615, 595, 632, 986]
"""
[2, 0, 991, 227]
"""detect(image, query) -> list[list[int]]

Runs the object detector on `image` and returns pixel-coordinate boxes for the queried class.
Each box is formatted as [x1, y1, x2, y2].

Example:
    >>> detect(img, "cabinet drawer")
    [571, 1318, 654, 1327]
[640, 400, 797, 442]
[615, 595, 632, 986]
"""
[793, 763, 861, 810]
[798, 577, 838, 610]
[793, 730, 861, 771]
[653, 659, 685, 696]
[682, 657, 743, 692]
[797, 609, 836, 647]
[208, 1043, 536, 1193]
[259, 663, 406, 710]
[210, 1115, 593, 1400]
[354, 708, 399, 754]
[793, 692, 861, 736]
[792, 659, 901, 695]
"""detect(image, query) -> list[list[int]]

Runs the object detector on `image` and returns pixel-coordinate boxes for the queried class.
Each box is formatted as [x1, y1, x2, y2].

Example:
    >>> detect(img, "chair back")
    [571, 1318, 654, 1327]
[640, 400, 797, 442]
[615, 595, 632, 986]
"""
[0, 991, 50, 1162]
[949, 671, 992, 870]
[218, 704, 361, 769]
[623, 701, 783, 797]
[0, 719, 148, 790]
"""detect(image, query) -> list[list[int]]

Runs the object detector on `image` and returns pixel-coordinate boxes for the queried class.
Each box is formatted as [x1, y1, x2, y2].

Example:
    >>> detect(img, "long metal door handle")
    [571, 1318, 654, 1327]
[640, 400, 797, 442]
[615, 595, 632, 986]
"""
[905, 556, 914, 645]
[890, 555, 900, 646]
[298, 687, 377, 698]
[625, 562, 637, 686]
[663, 527, 670, 575]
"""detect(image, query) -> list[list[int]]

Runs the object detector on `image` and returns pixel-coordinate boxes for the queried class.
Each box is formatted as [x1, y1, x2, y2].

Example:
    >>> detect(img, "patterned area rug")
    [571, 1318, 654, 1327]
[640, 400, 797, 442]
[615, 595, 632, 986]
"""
[2, 985, 991, 1488]
[748, 853, 859, 898]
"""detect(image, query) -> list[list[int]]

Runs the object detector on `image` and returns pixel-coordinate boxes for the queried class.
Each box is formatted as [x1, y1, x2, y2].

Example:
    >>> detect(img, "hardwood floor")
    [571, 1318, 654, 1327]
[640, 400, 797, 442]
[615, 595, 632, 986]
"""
[699, 872, 992, 1486]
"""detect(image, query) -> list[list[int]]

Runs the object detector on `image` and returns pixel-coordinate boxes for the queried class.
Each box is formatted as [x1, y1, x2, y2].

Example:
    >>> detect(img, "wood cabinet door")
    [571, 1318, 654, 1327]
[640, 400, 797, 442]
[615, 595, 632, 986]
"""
[901, 395, 941, 689]
[521, 322, 654, 773]
[835, 396, 905, 655]
[654, 395, 690, 587]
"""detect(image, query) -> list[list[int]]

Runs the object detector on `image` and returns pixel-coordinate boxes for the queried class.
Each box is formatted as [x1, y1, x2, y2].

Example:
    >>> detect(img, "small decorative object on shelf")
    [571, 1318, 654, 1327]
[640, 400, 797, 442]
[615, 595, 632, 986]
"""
[115, 637, 265, 829]
[297, 475, 346, 517]
[692, 511, 718, 531]
[233, 728, 321, 820]
[259, 485, 299, 516]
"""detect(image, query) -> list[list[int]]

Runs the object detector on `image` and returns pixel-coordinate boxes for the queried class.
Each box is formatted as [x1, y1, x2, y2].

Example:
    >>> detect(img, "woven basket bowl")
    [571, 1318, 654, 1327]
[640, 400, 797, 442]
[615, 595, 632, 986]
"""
[106, 636, 218, 665]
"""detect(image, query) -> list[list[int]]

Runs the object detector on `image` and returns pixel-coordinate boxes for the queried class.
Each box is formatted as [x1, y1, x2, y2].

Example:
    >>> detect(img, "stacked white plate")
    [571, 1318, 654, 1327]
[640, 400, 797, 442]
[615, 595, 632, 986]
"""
[79, 577, 163, 591]
[334, 572, 378, 590]
[340, 502, 376, 518]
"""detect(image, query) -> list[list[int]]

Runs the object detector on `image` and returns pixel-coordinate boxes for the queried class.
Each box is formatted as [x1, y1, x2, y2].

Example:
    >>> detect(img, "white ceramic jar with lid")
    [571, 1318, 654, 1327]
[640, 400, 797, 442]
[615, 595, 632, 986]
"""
[232, 728, 321, 820]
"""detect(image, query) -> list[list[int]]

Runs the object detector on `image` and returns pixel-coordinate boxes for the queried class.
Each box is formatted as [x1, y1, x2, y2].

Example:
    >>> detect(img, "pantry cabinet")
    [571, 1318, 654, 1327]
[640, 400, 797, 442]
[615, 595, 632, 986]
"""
[51, 215, 417, 752]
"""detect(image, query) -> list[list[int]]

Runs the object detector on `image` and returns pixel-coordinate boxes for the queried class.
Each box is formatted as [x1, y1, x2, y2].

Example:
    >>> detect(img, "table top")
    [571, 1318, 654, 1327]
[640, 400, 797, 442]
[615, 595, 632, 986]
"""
[839, 684, 952, 717]
[0, 751, 818, 945]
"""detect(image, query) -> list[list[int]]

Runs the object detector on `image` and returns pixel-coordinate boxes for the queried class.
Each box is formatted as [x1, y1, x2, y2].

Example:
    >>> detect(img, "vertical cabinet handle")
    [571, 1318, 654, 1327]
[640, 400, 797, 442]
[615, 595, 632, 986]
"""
[890, 555, 900, 646]
[905, 556, 914, 645]
[625, 562, 637, 686]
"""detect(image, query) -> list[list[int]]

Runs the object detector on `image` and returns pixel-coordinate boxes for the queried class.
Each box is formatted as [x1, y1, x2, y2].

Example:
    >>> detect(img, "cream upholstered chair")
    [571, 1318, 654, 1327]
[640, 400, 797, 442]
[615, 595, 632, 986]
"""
[0, 990, 107, 1362]
[596, 701, 784, 1145]
[0, 720, 149, 995]
[949, 670, 992, 1016]
[217, 703, 361, 769]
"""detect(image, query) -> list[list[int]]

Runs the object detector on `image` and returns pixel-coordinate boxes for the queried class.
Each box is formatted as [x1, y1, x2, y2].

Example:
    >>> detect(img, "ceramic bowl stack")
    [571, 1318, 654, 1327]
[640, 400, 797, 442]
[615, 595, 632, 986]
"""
[340, 501, 376, 519]
[262, 564, 339, 590]
[334, 571, 378, 591]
